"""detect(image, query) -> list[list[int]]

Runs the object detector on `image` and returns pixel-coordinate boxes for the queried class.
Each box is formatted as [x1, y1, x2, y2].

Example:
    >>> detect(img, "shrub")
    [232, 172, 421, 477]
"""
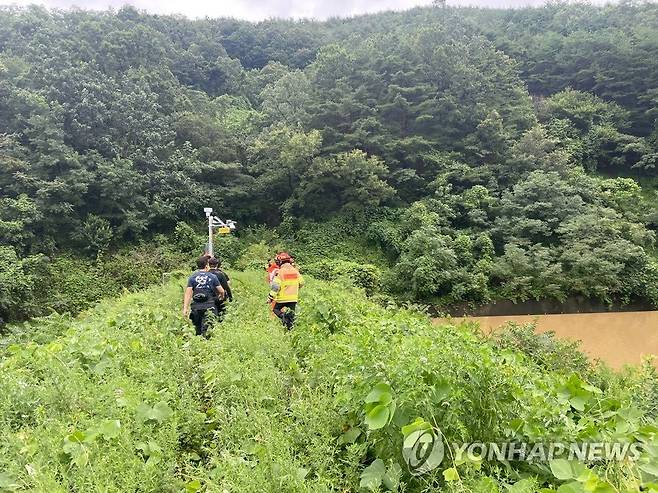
[212, 234, 245, 267]
[173, 221, 203, 254]
[491, 322, 590, 374]
[304, 259, 382, 295]
[234, 241, 274, 271]
[0, 247, 41, 322]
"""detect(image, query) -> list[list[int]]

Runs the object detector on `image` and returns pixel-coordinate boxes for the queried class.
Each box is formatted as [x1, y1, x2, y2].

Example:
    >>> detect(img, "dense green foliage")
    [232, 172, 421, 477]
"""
[2, 3, 658, 320]
[3, 5, 658, 490]
[0, 242, 188, 323]
[2, 270, 658, 491]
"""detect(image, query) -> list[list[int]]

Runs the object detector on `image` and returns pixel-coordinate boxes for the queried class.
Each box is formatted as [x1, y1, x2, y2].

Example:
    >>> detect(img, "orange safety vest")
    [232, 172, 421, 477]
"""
[269, 266, 303, 303]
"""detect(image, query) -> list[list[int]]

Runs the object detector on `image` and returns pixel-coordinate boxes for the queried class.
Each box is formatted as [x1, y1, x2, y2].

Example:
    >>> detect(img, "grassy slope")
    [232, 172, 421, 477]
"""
[1, 271, 656, 492]
[0, 272, 347, 492]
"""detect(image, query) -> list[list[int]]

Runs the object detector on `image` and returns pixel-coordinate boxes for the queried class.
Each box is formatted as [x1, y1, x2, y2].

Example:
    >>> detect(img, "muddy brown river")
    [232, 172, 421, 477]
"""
[436, 311, 658, 369]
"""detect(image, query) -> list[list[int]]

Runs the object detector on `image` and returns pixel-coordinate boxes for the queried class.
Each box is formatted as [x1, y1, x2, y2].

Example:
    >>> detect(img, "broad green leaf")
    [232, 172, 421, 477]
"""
[99, 419, 121, 440]
[401, 417, 431, 438]
[507, 478, 535, 493]
[151, 401, 174, 422]
[136, 403, 152, 422]
[581, 383, 602, 394]
[429, 381, 451, 403]
[67, 431, 86, 443]
[587, 480, 615, 493]
[136, 401, 173, 424]
[383, 462, 402, 491]
[62, 440, 82, 456]
[388, 400, 397, 425]
[147, 440, 162, 454]
[572, 463, 589, 481]
[360, 459, 386, 491]
[83, 427, 101, 443]
[569, 394, 589, 412]
[92, 357, 112, 375]
[136, 440, 162, 465]
[403, 429, 433, 450]
[477, 477, 500, 493]
[556, 482, 585, 493]
[508, 419, 524, 433]
[638, 424, 658, 436]
[72, 451, 89, 468]
[146, 454, 161, 466]
[639, 462, 658, 478]
[392, 407, 410, 427]
[365, 404, 390, 430]
[62, 431, 89, 465]
[550, 459, 576, 480]
[365, 383, 391, 403]
[142, 441, 163, 466]
[643, 444, 658, 458]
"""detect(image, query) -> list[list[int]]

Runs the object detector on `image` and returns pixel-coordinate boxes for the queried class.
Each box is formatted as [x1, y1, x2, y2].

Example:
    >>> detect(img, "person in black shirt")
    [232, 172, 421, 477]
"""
[208, 257, 232, 320]
[183, 256, 225, 337]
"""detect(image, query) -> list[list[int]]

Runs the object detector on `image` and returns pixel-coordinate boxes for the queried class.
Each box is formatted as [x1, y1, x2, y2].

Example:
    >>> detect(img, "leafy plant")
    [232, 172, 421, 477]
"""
[364, 383, 396, 430]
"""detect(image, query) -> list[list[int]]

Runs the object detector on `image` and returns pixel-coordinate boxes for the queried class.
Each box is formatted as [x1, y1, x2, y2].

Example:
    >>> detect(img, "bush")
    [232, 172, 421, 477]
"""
[304, 259, 382, 295]
[37, 256, 111, 315]
[234, 241, 274, 271]
[101, 245, 188, 289]
[4, 245, 189, 322]
[284, 213, 389, 266]
[173, 221, 203, 254]
[212, 234, 245, 267]
[0, 246, 42, 322]
[491, 322, 590, 374]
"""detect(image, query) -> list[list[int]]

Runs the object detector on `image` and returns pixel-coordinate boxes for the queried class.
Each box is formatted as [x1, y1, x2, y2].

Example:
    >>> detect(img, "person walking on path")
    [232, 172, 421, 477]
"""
[268, 252, 303, 330]
[183, 255, 225, 337]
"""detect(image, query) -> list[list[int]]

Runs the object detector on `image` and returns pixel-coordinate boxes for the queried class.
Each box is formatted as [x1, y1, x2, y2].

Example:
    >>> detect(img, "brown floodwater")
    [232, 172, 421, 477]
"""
[435, 311, 658, 369]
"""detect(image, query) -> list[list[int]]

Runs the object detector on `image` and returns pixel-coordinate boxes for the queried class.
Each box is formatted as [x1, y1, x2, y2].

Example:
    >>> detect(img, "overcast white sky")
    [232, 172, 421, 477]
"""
[0, 0, 557, 21]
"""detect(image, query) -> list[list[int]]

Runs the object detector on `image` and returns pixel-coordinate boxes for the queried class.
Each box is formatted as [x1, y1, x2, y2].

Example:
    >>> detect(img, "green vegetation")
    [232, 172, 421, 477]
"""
[0, 243, 189, 323]
[3, 3, 658, 491]
[2, 3, 658, 321]
[1, 270, 658, 491]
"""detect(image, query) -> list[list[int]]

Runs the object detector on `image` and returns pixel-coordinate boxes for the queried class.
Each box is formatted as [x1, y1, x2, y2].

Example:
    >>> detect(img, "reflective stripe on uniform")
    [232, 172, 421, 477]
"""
[270, 270, 303, 303]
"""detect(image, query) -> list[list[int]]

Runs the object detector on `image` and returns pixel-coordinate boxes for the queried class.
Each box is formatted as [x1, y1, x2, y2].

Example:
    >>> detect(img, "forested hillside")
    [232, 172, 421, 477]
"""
[2, 3, 658, 322]
[3, 4, 658, 491]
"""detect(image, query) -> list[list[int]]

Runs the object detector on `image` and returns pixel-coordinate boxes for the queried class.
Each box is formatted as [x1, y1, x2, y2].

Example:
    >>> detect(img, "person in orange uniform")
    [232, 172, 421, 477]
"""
[267, 252, 303, 329]
[265, 258, 279, 284]
[265, 258, 279, 313]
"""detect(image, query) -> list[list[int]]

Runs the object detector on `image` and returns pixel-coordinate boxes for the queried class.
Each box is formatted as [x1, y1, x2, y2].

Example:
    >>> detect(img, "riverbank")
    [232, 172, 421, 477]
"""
[436, 311, 658, 369]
